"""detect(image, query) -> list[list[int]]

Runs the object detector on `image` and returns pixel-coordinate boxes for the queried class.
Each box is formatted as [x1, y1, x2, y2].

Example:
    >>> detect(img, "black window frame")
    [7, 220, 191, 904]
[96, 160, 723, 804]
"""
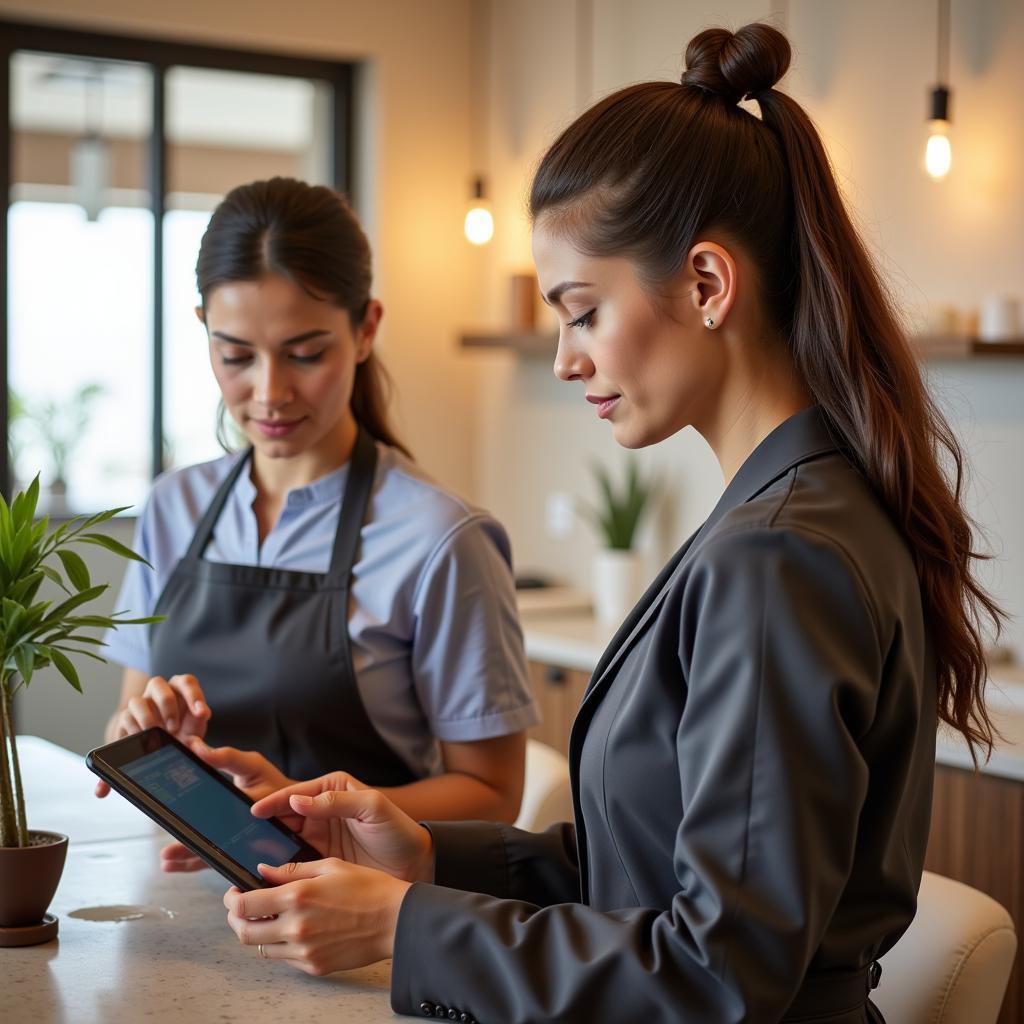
[0, 19, 355, 501]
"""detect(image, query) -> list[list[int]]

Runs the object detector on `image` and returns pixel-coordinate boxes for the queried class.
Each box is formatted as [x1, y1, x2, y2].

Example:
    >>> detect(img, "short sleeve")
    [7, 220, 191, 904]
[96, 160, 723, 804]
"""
[409, 516, 539, 741]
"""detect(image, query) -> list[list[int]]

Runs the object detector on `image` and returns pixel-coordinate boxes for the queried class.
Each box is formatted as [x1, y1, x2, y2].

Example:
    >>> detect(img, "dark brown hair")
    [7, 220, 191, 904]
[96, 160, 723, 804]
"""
[196, 176, 410, 458]
[530, 23, 1001, 759]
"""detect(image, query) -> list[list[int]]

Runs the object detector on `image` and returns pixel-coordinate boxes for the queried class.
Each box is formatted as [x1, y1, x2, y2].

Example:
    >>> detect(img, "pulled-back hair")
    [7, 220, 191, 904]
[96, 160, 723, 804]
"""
[530, 23, 1001, 760]
[196, 177, 410, 457]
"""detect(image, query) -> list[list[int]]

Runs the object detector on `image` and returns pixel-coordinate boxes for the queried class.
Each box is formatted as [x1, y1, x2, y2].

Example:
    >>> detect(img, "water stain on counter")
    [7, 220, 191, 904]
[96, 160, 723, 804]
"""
[69, 905, 178, 923]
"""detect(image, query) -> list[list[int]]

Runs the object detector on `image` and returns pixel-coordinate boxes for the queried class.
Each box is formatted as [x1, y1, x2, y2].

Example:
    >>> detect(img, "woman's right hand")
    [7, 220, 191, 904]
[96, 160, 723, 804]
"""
[95, 673, 211, 798]
[251, 774, 435, 885]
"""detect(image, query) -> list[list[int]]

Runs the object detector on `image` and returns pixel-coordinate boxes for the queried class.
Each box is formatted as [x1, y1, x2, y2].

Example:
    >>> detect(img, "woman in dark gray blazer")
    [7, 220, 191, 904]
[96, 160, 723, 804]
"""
[214, 22, 1002, 1024]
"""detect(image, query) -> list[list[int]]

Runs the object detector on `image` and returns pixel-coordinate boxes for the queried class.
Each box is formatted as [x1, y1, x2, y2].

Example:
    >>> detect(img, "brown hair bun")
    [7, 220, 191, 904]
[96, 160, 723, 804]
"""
[681, 23, 790, 103]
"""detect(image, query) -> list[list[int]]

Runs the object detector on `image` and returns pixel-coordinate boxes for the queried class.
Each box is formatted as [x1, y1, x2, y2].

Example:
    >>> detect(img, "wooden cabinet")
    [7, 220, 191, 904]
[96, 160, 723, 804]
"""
[527, 659, 590, 756]
[924, 764, 1023, 1024]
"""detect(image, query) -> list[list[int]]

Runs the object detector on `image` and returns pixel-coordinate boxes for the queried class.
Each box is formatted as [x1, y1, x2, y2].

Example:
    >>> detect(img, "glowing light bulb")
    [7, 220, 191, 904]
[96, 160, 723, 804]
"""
[464, 176, 494, 245]
[924, 86, 952, 181]
[464, 204, 494, 245]
[925, 120, 952, 180]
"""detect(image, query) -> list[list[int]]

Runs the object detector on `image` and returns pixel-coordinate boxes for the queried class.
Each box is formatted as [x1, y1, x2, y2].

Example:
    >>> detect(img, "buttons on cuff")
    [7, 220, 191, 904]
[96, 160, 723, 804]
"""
[416, 1000, 474, 1024]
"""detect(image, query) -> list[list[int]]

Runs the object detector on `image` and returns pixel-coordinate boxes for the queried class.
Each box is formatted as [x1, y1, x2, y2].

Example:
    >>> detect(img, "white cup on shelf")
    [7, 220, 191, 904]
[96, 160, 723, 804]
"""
[978, 296, 1020, 342]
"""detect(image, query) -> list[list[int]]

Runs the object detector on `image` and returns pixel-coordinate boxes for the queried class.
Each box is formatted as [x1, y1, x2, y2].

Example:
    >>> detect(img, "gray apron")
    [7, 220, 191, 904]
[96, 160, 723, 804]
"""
[149, 428, 416, 786]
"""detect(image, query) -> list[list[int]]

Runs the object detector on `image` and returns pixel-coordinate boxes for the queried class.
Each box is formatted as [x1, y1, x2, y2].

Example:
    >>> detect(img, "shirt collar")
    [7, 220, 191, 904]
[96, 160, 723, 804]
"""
[234, 452, 351, 509]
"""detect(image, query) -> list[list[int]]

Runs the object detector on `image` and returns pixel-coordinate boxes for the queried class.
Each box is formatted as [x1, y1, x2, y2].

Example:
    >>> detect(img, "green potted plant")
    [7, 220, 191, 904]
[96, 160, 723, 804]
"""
[583, 459, 658, 625]
[0, 476, 159, 947]
[24, 382, 105, 513]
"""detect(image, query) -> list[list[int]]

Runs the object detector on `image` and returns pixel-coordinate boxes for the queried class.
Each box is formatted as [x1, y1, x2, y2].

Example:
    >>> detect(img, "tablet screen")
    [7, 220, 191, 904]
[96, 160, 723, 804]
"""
[122, 744, 302, 877]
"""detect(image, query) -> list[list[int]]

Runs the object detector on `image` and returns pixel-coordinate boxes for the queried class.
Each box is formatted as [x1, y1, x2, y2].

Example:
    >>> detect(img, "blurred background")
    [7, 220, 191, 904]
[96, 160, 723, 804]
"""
[1, 0, 1022, 748]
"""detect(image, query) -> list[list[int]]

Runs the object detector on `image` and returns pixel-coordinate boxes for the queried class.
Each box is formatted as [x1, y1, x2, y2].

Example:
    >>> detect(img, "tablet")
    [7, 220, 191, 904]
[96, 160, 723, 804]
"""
[87, 727, 322, 890]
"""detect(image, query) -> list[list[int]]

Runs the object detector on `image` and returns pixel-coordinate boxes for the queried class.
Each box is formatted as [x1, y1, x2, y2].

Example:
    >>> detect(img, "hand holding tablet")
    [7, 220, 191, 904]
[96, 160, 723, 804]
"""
[87, 727, 321, 890]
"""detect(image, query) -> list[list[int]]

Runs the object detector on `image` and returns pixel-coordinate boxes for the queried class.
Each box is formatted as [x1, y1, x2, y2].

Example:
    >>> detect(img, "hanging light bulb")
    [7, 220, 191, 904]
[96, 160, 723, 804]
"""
[72, 132, 110, 221]
[464, 177, 494, 246]
[70, 64, 110, 219]
[924, 0, 953, 181]
[925, 86, 952, 181]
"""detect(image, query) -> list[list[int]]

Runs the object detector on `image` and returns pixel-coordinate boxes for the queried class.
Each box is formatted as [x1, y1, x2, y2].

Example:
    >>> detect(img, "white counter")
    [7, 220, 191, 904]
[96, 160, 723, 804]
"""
[935, 669, 1024, 782]
[519, 603, 1024, 783]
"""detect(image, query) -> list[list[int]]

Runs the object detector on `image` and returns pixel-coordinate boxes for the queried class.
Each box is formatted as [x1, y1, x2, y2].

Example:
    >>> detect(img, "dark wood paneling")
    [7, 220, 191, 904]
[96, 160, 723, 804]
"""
[925, 764, 1022, 1024]
[527, 660, 590, 757]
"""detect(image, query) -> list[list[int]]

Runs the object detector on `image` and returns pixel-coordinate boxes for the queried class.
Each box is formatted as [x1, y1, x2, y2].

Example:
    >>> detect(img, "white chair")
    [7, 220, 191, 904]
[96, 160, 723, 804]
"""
[874, 871, 1017, 1024]
[514, 739, 573, 832]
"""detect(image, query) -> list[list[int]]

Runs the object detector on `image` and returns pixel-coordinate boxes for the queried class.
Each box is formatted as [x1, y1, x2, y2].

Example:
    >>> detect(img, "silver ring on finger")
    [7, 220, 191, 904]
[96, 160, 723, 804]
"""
[258, 943, 267, 959]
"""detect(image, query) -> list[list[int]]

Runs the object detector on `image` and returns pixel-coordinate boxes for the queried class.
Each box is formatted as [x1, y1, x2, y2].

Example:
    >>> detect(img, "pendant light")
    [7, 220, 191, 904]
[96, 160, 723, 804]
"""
[464, 176, 494, 246]
[68, 63, 110, 220]
[924, 0, 952, 181]
[464, 1, 494, 245]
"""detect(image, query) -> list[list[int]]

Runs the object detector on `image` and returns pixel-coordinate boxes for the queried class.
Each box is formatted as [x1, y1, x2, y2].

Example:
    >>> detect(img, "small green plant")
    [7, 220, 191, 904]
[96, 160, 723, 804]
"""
[582, 459, 658, 551]
[0, 476, 161, 848]
[25, 382, 105, 487]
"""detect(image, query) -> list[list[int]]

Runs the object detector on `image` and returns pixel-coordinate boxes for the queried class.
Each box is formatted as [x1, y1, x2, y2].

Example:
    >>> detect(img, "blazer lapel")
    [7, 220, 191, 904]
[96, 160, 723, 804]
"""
[576, 531, 695, 712]
[576, 406, 841, 734]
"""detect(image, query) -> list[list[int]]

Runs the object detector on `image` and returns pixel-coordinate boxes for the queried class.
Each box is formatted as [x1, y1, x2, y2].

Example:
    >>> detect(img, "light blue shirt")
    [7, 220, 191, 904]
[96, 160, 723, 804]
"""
[104, 443, 539, 778]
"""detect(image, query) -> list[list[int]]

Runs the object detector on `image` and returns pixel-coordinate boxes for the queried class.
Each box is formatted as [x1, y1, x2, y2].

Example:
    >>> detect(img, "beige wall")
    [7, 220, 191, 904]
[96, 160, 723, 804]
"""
[1, 0, 483, 499]
[469, 0, 1024, 658]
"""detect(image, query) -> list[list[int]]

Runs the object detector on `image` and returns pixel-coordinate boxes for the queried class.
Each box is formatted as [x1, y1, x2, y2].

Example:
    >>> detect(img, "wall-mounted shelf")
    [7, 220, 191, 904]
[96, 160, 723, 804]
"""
[912, 334, 1024, 359]
[459, 330, 556, 356]
[460, 331, 1024, 360]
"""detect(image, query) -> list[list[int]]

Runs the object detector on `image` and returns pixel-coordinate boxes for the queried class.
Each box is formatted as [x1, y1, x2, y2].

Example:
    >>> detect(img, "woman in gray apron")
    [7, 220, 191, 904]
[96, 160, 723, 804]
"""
[216, 23, 998, 1024]
[99, 178, 538, 822]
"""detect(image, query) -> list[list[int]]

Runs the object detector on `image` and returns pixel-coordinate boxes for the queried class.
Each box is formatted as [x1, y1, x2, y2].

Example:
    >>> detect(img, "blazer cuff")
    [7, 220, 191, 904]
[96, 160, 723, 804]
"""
[391, 882, 448, 1016]
[423, 820, 509, 896]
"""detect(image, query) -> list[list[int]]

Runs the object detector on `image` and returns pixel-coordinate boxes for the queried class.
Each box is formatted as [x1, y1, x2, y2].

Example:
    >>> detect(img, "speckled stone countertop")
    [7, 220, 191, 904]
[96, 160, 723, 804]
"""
[8, 737, 396, 1024]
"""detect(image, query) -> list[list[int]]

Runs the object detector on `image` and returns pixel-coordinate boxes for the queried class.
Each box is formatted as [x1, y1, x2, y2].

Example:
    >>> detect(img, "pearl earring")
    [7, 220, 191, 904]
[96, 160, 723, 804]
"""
[705, 316, 715, 329]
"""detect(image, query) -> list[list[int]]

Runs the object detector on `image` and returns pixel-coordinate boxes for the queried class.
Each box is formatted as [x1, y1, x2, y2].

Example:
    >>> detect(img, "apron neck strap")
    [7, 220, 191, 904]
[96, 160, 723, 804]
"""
[183, 448, 253, 563]
[328, 426, 378, 580]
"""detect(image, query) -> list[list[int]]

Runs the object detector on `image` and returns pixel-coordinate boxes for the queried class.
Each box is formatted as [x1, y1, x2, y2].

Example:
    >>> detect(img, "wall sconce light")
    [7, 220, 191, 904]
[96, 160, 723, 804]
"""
[924, 0, 952, 181]
[464, 176, 494, 246]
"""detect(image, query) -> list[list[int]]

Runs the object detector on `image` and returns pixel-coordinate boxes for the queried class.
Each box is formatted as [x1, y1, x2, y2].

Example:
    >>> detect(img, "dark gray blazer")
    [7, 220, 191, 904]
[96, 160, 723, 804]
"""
[391, 407, 937, 1024]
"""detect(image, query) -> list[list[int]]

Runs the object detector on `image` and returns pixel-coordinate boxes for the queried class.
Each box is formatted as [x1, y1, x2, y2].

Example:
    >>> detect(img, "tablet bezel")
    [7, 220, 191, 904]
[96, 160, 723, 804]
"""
[87, 727, 321, 891]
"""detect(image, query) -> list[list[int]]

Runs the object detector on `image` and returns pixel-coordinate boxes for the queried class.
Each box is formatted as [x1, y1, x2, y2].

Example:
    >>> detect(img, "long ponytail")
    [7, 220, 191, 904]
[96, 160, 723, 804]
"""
[756, 86, 1000, 760]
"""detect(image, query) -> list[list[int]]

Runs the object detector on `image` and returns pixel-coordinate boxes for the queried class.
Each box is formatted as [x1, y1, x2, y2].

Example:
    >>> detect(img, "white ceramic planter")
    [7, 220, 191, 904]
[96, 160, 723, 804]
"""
[591, 548, 646, 626]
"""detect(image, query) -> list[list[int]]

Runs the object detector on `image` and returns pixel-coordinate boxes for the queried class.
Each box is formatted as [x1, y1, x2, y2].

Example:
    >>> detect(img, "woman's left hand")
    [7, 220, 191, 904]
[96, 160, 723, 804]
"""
[223, 858, 411, 975]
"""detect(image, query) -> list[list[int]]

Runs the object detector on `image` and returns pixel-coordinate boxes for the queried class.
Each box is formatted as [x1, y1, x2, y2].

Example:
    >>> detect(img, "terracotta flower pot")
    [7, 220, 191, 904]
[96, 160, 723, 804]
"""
[0, 830, 68, 943]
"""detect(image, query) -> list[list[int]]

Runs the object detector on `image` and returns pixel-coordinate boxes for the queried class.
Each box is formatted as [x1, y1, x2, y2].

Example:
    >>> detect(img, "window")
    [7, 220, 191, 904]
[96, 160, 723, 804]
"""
[1, 21, 353, 513]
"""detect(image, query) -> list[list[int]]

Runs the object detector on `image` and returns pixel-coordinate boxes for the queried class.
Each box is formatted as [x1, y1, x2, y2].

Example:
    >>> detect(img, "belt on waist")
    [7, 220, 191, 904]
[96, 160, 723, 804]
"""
[781, 961, 883, 1022]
